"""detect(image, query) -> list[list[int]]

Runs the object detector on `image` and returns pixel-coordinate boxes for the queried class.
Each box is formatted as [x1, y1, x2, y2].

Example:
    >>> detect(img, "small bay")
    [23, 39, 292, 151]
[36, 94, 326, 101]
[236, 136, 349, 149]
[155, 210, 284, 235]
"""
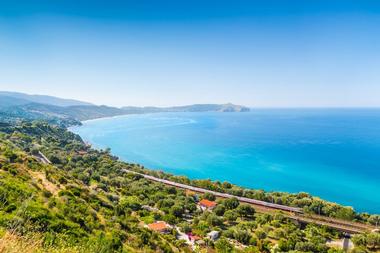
[70, 109, 380, 213]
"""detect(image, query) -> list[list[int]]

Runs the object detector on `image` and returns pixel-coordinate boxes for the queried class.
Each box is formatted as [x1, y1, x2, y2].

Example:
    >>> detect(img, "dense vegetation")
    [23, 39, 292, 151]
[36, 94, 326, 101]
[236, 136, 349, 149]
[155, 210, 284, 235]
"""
[0, 120, 379, 252]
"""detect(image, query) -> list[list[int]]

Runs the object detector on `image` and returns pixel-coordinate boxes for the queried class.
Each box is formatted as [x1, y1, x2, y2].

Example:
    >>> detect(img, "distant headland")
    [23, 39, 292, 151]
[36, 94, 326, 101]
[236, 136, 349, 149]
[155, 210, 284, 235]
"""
[0, 91, 250, 125]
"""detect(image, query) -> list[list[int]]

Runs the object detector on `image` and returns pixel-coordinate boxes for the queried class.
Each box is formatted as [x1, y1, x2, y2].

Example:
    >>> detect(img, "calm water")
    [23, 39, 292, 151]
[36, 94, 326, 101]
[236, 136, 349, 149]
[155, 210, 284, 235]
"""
[70, 109, 380, 213]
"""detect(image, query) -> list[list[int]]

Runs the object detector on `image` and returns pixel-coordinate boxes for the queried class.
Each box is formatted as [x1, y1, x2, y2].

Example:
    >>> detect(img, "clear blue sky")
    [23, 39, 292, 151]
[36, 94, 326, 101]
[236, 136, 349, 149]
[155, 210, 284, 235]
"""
[1, 0, 380, 107]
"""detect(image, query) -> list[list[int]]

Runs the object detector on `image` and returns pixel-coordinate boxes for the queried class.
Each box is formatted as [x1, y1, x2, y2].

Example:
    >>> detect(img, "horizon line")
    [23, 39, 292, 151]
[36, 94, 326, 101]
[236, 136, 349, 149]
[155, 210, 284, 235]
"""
[2, 90, 380, 109]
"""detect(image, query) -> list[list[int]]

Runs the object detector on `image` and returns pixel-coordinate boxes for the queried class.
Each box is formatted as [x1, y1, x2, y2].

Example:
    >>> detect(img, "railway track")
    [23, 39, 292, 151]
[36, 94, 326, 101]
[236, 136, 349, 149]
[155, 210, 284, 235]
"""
[122, 169, 374, 234]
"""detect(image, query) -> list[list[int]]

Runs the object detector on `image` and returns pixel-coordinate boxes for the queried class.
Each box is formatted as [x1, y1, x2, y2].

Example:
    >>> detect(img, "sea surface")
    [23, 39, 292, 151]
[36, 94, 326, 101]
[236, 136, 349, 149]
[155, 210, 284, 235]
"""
[70, 109, 380, 213]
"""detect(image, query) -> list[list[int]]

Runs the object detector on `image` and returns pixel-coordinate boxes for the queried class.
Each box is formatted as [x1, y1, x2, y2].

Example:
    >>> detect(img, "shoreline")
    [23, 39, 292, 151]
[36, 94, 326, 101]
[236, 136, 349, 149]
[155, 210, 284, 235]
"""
[78, 113, 135, 124]
[77, 110, 220, 124]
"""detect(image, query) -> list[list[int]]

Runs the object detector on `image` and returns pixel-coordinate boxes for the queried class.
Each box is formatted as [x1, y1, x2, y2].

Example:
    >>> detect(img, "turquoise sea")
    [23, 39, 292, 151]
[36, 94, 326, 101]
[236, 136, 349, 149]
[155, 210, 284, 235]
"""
[70, 109, 380, 213]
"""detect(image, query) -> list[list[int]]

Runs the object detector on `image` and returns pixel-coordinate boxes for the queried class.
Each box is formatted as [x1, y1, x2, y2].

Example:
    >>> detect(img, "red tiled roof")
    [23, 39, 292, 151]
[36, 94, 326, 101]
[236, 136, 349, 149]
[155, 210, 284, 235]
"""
[148, 221, 169, 231]
[199, 199, 217, 208]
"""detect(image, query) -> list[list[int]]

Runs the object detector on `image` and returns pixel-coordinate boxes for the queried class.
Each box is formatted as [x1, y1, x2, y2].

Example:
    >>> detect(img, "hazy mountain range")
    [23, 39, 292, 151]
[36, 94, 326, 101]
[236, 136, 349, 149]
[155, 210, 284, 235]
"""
[0, 91, 93, 107]
[0, 91, 249, 125]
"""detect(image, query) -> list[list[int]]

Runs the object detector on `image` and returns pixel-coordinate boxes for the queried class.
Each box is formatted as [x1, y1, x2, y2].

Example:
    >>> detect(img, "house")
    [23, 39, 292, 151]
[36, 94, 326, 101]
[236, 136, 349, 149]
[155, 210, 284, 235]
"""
[198, 199, 217, 211]
[147, 221, 171, 234]
[207, 231, 220, 241]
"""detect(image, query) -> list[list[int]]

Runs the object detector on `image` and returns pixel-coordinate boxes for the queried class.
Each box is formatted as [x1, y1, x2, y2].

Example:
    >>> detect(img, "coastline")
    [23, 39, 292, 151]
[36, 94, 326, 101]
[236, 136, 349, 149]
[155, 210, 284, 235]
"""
[77, 110, 218, 124]
[69, 111, 380, 214]
[77, 113, 134, 124]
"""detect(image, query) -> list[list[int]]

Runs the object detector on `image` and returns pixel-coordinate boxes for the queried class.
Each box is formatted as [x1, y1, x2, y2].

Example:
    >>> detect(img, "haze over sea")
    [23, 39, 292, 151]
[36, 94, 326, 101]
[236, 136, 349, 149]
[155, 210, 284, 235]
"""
[71, 109, 380, 213]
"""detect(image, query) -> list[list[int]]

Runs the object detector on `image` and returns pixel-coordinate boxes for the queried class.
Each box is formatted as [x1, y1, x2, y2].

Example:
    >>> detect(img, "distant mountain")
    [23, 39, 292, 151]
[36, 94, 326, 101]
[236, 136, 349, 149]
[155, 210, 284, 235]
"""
[0, 91, 249, 125]
[0, 103, 80, 127]
[63, 105, 126, 121]
[0, 103, 125, 123]
[167, 103, 250, 112]
[122, 103, 250, 113]
[0, 95, 31, 108]
[0, 91, 93, 107]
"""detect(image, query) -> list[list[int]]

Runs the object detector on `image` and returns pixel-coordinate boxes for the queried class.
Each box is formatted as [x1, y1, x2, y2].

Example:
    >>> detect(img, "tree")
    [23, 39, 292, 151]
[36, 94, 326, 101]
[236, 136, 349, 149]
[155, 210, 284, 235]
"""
[49, 154, 62, 164]
[243, 246, 260, 253]
[181, 223, 192, 234]
[222, 182, 232, 189]
[213, 205, 226, 216]
[170, 205, 184, 218]
[203, 192, 216, 201]
[207, 213, 223, 227]
[119, 196, 141, 211]
[215, 237, 233, 253]
[224, 197, 239, 210]
[255, 229, 266, 240]
[4, 148, 18, 163]
[234, 229, 251, 244]
[308, 200, 325, 215]
[224, 210, 238, 223]
[163, 214, 177, 225]
[335, 207, 355, 221]
[237, 204, 255, 218]
[352, 234, 367, 247]
[367, 232, 380, 249]
[278, 238, 293, 252]
[369, 215, 380, 228]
